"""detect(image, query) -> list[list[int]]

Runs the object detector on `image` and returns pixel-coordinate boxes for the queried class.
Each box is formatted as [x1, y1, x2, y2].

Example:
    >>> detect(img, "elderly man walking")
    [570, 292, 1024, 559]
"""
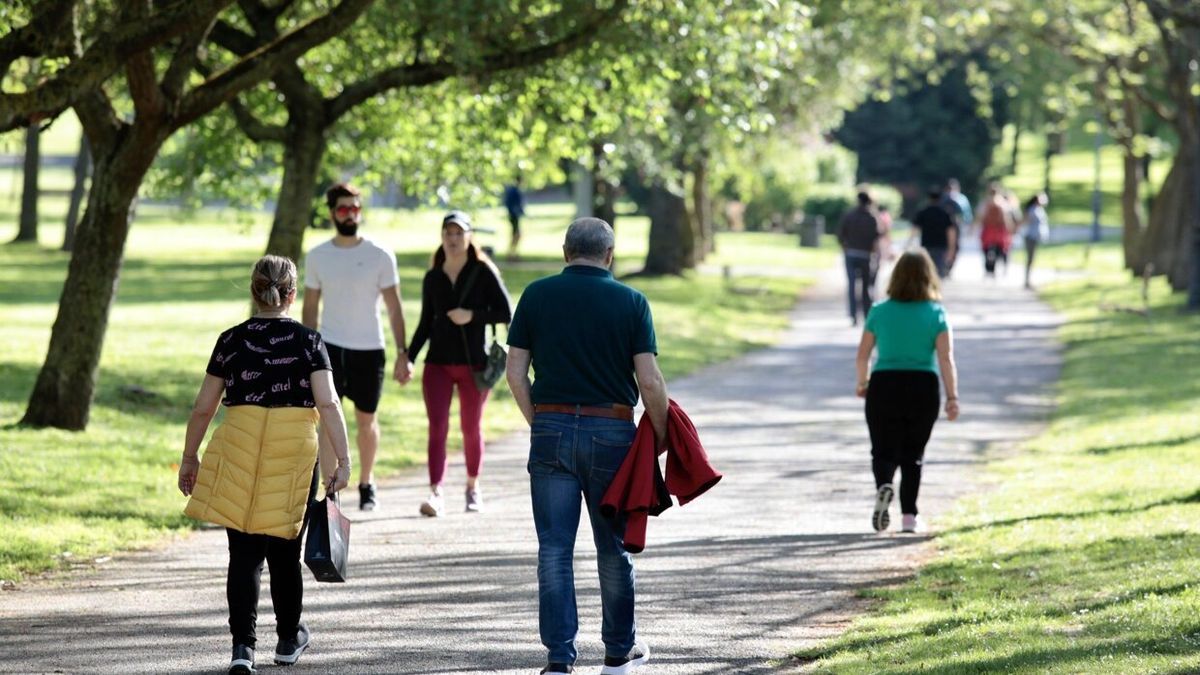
[506, 217, 668, 675]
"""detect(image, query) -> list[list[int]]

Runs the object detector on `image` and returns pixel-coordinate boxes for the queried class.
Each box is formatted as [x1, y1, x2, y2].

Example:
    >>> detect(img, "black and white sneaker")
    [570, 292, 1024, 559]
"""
[359, 483, 377, 511]
[872, 483, 895, 532]
[229, 644, 255, 674]
[540, 664, 574, 674]
[274, 624, 310, 666]
[600, 641, 650, 674]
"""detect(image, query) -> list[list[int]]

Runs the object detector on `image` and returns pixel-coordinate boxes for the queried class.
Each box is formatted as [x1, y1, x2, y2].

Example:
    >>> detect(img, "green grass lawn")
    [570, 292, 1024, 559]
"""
[0, 200, 833, 583]
[794, 242, 1200, 674]
[988, 122, 1171, 229]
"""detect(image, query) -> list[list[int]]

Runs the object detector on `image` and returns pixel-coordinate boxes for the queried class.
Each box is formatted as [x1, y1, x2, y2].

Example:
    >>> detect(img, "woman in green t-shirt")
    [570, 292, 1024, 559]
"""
[855, 249, 960, 534]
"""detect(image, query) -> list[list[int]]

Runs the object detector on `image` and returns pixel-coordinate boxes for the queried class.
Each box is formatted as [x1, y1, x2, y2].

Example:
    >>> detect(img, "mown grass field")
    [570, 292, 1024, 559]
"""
[988, 122, 1171, 229]
[795, 242, 1200, 673]
[0, 199, 834, 583]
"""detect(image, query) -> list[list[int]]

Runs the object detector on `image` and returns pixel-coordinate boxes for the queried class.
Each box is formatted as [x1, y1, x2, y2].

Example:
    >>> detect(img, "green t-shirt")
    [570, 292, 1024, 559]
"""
[864, 299, 949, 373]
[507, 265, 657, 406]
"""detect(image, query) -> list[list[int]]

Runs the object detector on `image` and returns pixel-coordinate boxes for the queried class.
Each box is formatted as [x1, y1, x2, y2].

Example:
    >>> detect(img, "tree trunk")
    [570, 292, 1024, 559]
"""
[641, 181, 690, 276]
[1141, 145, 1198, 290]
[13, 123, 40, 243]
[1141, 32, 1200, 291]
[264, 118, 328, 262]
[62, 133, 91, 252]
[1121, 147, 1146, 273]
[1115, 90, 1145, 272]
[1010, 119, 1022, 175]
[572, 161, 594, 219]
[1142, 2, 1200, 294]
[690, 154, 714, 260]
[21, 130, 164, 429]
[591, 141, 619, 228]
[593, 176, 618, 227]
[1041, 129, 1060, 195]
[1189, 143, 1200, 308]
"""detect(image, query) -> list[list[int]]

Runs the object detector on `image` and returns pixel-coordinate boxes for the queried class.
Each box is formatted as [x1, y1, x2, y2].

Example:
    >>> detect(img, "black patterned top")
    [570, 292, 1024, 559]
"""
[205, 317, 331, 408]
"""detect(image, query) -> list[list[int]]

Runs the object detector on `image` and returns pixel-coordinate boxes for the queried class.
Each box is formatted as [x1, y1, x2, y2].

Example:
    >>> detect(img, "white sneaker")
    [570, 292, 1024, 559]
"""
[600, 641, 649, 674]
[872, 484, 894, 532]
[419, 492, 443, 517]
[901, 513, 920, 533]
[465, 486, 482, 512]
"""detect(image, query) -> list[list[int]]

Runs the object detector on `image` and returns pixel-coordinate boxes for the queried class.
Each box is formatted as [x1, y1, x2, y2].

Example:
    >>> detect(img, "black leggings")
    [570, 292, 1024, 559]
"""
[226, 466, 317, 648]
[226, 528, 304, 649]
[984, 244, 1008, 274]
[865, 370, 940, 515]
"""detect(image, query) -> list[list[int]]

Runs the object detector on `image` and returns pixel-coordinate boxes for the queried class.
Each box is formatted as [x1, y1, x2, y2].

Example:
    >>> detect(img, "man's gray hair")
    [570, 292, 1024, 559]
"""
[563, 217, 615, 261]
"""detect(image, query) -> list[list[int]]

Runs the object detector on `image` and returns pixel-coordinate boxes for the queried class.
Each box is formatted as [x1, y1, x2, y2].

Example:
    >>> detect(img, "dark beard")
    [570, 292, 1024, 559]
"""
[334, 219, 358, 237]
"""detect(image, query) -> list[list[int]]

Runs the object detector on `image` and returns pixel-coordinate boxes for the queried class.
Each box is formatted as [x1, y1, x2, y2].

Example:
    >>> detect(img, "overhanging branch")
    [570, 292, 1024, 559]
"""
[0, 0, 235, 133]
[162, 19, 222, 101]
[329, 0, 629, 120]
[175, 0, 373, 128]
[230, 95, 288, 142]
[0, 0, 79, 77]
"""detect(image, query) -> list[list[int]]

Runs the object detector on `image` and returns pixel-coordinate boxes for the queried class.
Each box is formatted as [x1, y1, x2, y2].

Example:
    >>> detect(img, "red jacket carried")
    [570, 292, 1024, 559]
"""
[600, 399, 722, 553]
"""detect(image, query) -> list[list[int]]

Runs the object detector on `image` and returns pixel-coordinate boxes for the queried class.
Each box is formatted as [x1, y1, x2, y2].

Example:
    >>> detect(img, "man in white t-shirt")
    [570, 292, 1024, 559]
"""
[302, 182, 412, 510]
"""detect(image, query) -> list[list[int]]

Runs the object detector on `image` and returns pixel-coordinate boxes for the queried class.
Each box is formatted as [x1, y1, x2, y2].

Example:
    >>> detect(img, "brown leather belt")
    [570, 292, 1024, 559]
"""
[533, 403, 634, 421]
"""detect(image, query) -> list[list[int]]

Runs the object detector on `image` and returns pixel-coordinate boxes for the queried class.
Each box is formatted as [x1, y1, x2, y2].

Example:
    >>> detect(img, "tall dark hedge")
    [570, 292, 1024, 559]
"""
[835, 59, 1009, 216]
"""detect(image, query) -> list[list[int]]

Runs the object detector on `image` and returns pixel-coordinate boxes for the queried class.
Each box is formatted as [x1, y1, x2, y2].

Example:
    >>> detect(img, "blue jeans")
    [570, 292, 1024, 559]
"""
[926, 246, 949, 278]
[843, 253, 875, 322]
[528, 413, 638, 665]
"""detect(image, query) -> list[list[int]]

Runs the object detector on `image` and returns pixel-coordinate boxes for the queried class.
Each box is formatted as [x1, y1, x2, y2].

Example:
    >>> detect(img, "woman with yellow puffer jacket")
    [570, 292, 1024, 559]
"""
[178, 255, 352, 675]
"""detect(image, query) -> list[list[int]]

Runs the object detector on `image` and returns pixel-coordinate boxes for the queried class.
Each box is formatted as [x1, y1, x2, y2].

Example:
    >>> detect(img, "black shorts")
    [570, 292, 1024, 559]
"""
[325, 344, 386, 414]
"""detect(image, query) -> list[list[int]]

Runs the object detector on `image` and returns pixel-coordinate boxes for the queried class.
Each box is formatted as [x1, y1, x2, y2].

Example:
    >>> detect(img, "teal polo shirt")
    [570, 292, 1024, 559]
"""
[507, 264, 657, 406]
[864, 299, 949, 373]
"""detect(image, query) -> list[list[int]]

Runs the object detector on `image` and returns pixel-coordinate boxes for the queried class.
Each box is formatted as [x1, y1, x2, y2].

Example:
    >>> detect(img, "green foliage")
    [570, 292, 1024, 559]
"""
[836, 58, 1008, 206]
[802, 194, 853, 235]
[741, 171, 806, 233]
[147, 1, 626, 211]
[150, 111, 281, 211]
[797, 242, 1200, 674]
[141, 0, 961, 226]
[0, 202, 833, 582]
[721, 134, 862, 233]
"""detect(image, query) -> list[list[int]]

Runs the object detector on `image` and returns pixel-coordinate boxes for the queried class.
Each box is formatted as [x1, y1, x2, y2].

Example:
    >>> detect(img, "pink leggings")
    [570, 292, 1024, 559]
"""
[422, 363, 489, 487]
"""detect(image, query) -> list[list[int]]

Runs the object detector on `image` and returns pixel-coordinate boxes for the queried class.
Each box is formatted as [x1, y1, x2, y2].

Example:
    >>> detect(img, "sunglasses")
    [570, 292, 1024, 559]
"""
[334, 205, 361, 217]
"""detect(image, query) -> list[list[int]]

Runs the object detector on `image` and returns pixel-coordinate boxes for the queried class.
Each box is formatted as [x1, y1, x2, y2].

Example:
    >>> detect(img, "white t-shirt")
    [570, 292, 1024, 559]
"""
[1025, 205, 1049, 243]
[303, 237, 400, 350]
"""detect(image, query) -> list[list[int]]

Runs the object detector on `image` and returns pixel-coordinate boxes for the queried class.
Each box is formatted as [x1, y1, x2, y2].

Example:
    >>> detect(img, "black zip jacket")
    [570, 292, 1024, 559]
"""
[407, 259, 512, 366]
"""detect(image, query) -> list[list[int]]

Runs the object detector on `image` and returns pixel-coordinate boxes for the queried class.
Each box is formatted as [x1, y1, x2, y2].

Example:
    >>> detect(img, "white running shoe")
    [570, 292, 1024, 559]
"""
[419, 492, 443, 517]
[872, 484, 894, 532]
[465, 487, 482, 512]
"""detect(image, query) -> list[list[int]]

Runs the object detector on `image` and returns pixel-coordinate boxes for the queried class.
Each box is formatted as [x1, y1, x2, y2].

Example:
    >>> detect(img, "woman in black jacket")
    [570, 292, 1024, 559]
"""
[406, 211, 512, 516]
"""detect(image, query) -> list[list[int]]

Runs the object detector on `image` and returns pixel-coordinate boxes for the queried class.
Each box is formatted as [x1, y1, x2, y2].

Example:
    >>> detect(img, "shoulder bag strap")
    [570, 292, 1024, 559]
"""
[456, 263, 484, 306]
[456, 262, 485, 368]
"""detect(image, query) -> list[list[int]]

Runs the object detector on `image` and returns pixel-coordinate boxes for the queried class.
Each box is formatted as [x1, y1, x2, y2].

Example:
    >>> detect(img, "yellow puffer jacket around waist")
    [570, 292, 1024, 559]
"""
[184, 405, 319, 539]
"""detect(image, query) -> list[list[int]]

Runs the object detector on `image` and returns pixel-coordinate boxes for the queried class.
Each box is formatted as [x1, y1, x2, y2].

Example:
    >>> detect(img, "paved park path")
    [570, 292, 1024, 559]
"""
[0, 246, 1062, 675]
